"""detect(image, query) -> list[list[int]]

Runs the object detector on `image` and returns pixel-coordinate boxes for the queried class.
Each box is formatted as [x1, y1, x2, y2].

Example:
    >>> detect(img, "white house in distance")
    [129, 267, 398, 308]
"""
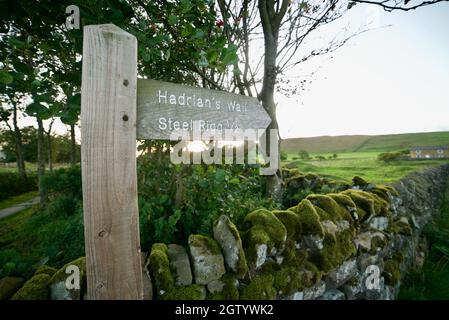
[409, 146, 449, 159]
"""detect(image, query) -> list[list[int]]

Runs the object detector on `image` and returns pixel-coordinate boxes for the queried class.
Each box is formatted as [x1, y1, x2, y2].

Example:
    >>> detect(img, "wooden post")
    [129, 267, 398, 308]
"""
[81, 24, 143, 299]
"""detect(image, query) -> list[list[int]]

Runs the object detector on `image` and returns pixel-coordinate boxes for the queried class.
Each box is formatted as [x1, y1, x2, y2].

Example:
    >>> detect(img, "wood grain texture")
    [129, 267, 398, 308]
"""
[81, 24, 143, 300]
[136, 79, 271, 140]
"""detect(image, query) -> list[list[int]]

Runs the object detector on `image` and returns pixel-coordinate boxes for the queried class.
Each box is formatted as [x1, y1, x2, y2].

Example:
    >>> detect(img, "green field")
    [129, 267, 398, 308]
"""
[283, 151, 449, 183]
[282, 131, 449, 153]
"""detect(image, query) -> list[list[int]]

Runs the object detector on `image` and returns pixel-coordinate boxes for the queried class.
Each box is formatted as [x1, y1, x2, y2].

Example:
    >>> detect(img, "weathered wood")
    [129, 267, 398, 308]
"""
[81, 24, 143, 299]
[136, 79, 271, 140]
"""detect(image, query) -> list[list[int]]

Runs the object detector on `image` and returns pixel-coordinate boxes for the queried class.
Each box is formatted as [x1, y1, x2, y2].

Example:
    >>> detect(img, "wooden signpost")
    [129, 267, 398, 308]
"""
[137, 79, 271, 140]
[81, 24, 271, 299]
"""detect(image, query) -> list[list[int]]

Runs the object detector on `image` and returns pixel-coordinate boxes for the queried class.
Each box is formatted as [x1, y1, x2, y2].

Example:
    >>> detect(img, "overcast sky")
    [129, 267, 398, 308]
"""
[278, 2, 449, 139]
[15, 2, 449, 141]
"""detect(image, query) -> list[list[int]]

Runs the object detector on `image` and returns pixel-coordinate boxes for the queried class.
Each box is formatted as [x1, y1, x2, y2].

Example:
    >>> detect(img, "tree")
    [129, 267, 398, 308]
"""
[298, 150, 311, 160]
[349, 0, 448, 12]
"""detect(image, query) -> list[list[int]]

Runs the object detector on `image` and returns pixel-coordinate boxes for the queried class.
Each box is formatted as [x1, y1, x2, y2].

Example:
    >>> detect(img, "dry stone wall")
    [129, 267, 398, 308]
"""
[1, 164, 448, 300]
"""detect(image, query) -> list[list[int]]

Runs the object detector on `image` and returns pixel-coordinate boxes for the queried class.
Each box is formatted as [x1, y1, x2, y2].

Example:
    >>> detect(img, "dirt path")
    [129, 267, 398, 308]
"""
[0, 197, 40, 220]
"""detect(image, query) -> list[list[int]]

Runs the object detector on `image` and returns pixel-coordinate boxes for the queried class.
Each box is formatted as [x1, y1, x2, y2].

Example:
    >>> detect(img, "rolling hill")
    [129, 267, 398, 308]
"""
[281, 131, 449, 153]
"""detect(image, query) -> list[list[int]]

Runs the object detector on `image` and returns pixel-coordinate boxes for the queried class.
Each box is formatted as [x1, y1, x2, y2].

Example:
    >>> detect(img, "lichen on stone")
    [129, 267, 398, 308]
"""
[213, 215, 248, 279]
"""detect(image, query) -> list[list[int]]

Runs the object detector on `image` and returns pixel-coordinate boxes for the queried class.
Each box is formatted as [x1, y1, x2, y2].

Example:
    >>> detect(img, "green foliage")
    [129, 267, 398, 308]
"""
[280, 152, 288, 161]
[0, 126, 80, 163]
[377, 152, 403, 163]
[298, 150, 310, 160]
[40, 166, 82, 200]
[0, 171, 37, 200]
[137, 150, 279, 248]
[0, 249, 34, 278]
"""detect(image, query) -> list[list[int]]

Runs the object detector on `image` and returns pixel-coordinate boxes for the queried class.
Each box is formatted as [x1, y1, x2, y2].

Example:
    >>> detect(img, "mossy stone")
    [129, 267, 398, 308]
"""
[11, 274, 51, 300]
[148, 243, 175, 297]
[383, 259, 401, 286]
[240, 274, 276, 300]
[49, 257, 86, 300]
[188, 235, 226, 285]
[272, 210, 302, 241]
[243, 209, 287, 246]
[290, 199, 324, 237]
[161, 284, 206, 300]
[307, 194, 354, 224]
[34, 265, 58, 277]
[0, 277, 25, 300]
[208, 275, 239, 300]
[352, 176, 368, 187]
[213, 215, 248, 279]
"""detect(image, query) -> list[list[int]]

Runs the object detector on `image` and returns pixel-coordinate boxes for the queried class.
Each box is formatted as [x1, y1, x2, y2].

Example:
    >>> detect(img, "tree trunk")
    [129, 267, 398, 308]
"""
[47, 132, 53, 171]
[258, 0, 284, 201]
[70, 123, 76, 166]
[37, 117, 47, 204]
[12, 103, 27, 180]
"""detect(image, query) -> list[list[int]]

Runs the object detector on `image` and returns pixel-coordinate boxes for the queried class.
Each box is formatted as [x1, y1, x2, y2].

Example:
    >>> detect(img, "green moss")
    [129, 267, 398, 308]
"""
[34, 265, 57, 277]
[341, 190, 375, 219]
[50, 257, 86, 285]
[148, 244, 174, 296]
[162, 284, 205, 300]
[273, 266, 303, 295]
[383, 259, 401, 286]
[370, 186, 392, 203]
[209, 275, 239, 300]
[240, 274, 276, 300]
[341, 189, 390, 219]
[243, 209, 287, 246]
[304, 261, 322, 286]
[387, 219, 412, 236]
[392, 252, 404, 264]
[328, 193, 357, 210]
[188, 234, 222, 256]
[152, 243, 169, 255]
[243, 227, 270, 268]
[11, 274, 50, 300]
[272, 210, 302, 241]
[352, 176, 368, 187]
[0, 277, 25, 300]
[369, 233, 388, 254]
[290, 199, 324, 237]
[243, 209, 287, 269]
[307, 194, 354, 223]
[310, 231, 357, 273]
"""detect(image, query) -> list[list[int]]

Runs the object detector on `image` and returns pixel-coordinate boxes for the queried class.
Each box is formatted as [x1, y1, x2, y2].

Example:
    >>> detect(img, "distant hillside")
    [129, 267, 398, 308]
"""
[281, 131, 449, 153]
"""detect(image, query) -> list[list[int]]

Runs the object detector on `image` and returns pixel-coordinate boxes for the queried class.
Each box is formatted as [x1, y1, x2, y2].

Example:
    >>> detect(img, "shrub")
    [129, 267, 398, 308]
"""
[0, 172, 37, 200]
[377, 152, 402, 163]
[280, 152, 288, 161]
[298, 150, 310, 160]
